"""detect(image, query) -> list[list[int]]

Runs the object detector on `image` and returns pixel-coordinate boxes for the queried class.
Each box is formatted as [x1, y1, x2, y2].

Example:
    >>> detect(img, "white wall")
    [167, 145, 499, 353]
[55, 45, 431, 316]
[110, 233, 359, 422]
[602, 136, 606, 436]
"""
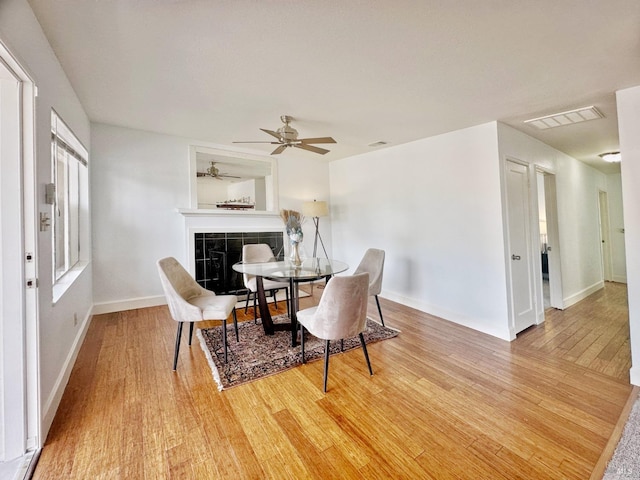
[91, 123, 332, 311]
[606, 173, 627, 283]
[0, 0, 93, 442]
[330, 122, 512, 340]
[617, 85, 640, 386]
[497, 123, 610, 308]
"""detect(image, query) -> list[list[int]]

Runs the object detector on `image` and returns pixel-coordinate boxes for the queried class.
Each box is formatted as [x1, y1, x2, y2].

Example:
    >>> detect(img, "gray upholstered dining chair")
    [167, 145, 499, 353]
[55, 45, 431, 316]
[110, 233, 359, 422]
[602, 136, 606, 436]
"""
[157, 257, 238, 369]
[242, 243, 289, 321]
[297, 272, 372, 392]
[354, 248, 386, 326]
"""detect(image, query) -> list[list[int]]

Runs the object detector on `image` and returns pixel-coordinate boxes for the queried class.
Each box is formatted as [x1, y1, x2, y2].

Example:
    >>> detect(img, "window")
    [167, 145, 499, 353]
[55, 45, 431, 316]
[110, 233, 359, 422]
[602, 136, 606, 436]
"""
[51, 111, 88, 283]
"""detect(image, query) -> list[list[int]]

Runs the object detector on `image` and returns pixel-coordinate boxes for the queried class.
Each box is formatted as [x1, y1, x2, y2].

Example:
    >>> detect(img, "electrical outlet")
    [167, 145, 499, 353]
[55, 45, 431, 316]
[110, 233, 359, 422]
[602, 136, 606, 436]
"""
[73, 313, 78, 326]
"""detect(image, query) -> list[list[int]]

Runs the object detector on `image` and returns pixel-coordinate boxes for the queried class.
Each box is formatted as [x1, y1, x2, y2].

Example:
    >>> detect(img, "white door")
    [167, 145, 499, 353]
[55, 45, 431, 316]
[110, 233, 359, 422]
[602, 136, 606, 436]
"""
[0, 45, 39, 466]
[543, 173, 563, 308]
[598, 190, 613, 282]
[505, 160, 537, 334]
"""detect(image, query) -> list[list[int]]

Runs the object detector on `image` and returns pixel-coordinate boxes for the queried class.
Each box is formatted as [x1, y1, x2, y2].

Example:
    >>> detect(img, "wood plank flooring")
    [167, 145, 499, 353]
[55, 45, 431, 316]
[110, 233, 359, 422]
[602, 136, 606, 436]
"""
[33, 282, 632, 479]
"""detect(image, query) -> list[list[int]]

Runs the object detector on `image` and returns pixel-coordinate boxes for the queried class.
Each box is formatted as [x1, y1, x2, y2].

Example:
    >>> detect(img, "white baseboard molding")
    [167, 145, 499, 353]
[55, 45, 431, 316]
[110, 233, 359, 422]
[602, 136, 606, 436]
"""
[41, 310, 92, 441]
[612, 275, 628, 284]
[563, 281, 604, 309]
[381, 290, 512, 342]
[630, 366, 640, 387]
[92, 295, 166, 315]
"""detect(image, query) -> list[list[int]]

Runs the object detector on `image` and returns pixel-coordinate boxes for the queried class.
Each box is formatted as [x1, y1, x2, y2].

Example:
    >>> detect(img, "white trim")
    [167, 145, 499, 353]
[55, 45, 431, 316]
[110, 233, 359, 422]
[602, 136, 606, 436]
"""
[631, 366, 640, 387]
[52, 261, 89, 305]
[382, 290, 513, 342]
[91, 295, 166, 315]
[563, 281, 604, 309]
[0, 38, 40, 459]
[41, 311, 91, 436]
[177, 208, 280, 218]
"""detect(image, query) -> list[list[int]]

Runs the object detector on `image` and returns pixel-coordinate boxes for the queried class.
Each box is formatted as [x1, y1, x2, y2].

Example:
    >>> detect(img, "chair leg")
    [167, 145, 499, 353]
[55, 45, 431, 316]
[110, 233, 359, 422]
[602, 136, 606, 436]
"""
[323, 340, 331, 393]
[233, 308, 239, 342]
[300, 324, 306, 364]
[244, 292, 251, 314]
[188, 322, 195, 346]
[173, 322, 184, 371]
[222, 319, 228, 363]
[340, 339, 344, 352]
[272, 290, 278, 309]
[375, 295, 385, 326]
[359, 332, 373, 376]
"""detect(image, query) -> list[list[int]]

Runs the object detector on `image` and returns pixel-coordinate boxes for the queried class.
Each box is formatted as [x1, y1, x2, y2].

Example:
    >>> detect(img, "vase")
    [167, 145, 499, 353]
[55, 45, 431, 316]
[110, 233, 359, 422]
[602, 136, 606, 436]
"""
[290, 241, 302, 266]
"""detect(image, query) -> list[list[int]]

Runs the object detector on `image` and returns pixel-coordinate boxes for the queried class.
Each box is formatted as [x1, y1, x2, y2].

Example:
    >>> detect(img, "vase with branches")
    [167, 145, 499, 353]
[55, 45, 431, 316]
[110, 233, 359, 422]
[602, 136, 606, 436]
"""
[280, 209, 305, 266]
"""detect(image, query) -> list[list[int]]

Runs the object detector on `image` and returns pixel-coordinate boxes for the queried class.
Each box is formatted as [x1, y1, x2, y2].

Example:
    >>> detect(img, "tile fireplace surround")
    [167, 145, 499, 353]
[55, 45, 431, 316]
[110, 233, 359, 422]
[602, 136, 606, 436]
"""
[194, 231, 285, 294]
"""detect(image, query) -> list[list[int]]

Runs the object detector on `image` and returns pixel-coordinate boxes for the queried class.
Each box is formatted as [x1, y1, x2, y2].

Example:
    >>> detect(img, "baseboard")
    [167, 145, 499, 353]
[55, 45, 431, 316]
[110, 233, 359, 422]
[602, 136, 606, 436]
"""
[91, 295, 166, 315]
[612, 275, 628, 284]
[41, 310, 92, 441]
[630, 366, 640, 387]
[382, 290, 512, 341]
[563, 281, 604, 309]
[589, 386, 639, 480]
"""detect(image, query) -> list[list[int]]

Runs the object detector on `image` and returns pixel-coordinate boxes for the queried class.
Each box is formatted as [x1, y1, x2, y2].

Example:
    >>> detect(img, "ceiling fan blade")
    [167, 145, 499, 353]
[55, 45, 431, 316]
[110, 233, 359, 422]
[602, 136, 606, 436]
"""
[260, 128, 284, 140]
[232, 141, 280, 144]
[220, 174, 241, 179]
[294, 144, 329, 155]
[299, 137, 336, 144]
[271, 145, 288, 155]
[196, 172, 207, 177]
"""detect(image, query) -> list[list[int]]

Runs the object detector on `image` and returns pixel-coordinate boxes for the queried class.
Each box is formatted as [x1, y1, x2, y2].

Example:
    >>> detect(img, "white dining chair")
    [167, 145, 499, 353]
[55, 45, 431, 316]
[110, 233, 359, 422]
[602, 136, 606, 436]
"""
[354, 248, 386, 326]
[157, 257, 238, 369]
[242, 243, 290, 321]
[297, 272, 372, 392]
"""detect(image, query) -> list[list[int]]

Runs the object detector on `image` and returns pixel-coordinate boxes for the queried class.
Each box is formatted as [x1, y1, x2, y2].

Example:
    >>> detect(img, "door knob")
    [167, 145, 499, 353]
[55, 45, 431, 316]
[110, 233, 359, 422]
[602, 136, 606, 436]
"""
[511, 254, 521, 260]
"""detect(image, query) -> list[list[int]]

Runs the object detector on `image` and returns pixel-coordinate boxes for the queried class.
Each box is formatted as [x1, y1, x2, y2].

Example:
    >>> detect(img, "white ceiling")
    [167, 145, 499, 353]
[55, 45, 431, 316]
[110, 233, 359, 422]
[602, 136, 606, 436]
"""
[26, 0, 640, 174]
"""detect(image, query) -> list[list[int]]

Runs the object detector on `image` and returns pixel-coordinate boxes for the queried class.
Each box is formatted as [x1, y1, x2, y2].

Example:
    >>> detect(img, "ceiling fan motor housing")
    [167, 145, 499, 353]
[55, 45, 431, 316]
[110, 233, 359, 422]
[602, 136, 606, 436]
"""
[277, 125, 298, 142]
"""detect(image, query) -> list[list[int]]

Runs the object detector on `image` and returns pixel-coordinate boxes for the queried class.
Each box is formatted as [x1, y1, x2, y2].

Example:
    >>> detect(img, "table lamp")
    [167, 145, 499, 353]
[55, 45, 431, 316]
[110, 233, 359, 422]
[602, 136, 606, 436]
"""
[302, 200, 329, 258]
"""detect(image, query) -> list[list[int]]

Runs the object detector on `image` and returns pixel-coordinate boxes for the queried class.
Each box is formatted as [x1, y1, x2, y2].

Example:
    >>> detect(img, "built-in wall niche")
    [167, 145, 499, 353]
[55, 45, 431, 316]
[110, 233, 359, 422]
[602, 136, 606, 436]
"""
[189, 145, 278, 214]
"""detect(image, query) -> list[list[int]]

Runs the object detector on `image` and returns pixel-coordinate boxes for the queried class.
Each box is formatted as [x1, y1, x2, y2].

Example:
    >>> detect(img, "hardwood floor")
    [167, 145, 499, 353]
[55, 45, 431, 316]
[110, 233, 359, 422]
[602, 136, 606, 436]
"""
[33, 282, 632, 479]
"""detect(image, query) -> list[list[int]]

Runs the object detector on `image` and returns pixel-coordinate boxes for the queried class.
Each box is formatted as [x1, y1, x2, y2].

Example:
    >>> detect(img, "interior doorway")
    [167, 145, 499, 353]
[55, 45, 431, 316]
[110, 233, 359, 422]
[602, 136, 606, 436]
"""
[0, 41, 39, 477]
[505, 159, 537, 334]
[598, 190, 613, 282]
[536, 169, 563, 312]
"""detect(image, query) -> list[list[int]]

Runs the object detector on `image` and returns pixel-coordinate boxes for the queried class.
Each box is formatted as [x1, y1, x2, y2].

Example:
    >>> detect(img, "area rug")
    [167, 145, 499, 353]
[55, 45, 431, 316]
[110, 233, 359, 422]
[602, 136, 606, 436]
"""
[197, 315, 399, 390]
[603, 393, 640, 479]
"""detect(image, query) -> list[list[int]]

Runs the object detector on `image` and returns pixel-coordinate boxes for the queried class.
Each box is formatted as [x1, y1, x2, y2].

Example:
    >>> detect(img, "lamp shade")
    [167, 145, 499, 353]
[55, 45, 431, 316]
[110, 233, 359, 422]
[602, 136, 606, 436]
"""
[302, 200, 329, 217]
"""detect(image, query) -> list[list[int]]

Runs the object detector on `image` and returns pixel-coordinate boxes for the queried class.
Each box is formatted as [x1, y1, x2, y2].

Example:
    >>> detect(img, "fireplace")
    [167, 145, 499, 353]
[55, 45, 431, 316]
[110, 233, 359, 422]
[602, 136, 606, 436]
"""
[194, 231, 285, 294]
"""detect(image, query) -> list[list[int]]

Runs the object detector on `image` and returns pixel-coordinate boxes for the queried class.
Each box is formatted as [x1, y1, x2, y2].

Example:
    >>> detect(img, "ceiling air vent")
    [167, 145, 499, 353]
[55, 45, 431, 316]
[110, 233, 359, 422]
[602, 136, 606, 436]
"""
[368, 141, 388, 147]
[524, 106, 603, 130]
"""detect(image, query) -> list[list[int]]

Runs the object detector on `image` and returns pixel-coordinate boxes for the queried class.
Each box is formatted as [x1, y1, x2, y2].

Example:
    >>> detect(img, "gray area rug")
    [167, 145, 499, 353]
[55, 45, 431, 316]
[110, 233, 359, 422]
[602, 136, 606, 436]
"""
[604, 396, 640, 479]
[198, 315, 399, 390]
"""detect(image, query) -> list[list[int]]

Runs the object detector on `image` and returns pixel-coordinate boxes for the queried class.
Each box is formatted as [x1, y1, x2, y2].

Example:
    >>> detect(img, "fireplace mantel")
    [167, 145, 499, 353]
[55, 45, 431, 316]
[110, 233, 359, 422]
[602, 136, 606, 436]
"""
[177, 208, 280, 218]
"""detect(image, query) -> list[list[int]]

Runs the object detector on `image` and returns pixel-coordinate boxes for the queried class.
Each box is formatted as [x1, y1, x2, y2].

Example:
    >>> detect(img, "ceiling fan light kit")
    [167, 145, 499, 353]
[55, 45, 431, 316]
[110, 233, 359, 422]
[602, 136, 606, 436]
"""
[234, 115, 336, 155]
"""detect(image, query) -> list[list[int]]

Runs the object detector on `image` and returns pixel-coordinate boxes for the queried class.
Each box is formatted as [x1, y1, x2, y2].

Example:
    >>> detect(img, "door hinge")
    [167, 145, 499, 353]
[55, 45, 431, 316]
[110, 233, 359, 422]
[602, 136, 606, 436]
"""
[26, 278, 38, 289]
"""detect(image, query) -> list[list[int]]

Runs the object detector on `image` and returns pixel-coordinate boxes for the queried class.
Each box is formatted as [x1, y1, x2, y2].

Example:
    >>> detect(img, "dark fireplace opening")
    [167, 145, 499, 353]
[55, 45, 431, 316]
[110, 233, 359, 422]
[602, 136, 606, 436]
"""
[194, 231, 285, 295]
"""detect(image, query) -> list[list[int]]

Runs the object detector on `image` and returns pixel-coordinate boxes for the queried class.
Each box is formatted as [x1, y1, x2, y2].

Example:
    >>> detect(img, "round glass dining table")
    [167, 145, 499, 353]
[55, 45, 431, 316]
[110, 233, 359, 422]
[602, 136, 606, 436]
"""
[232, 258, 349, 346]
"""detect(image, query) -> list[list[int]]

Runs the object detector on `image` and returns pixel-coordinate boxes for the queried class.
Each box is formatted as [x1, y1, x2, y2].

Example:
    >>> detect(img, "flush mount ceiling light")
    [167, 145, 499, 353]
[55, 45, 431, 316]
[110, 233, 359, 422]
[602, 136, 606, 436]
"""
[599, 151, 621, 163]
[524, 106, 603, 130]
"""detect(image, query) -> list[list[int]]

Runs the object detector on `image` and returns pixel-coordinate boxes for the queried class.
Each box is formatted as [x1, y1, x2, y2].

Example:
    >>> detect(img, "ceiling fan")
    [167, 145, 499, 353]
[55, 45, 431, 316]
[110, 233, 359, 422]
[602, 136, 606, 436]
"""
[196, 162, 241, 180]
[234, 115, 336, 155]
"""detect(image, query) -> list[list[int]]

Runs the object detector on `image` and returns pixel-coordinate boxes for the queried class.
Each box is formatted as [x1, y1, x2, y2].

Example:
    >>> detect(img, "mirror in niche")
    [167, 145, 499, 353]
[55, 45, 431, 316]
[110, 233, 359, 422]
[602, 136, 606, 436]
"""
[190, 146, 278, 213]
